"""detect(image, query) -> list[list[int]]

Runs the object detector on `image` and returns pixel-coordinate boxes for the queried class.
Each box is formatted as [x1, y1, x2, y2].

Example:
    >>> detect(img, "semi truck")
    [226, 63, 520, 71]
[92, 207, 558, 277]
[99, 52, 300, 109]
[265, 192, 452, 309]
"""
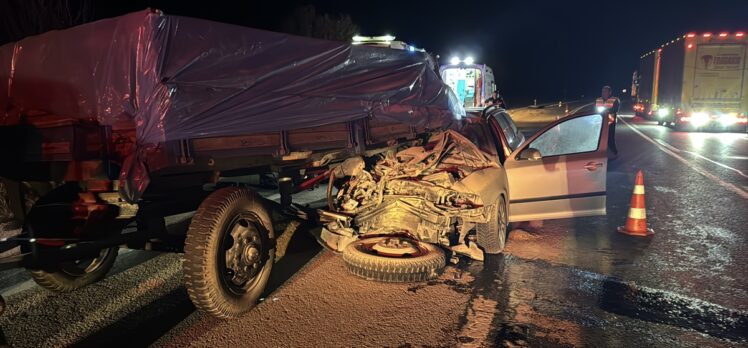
[633, 31, 748, 132]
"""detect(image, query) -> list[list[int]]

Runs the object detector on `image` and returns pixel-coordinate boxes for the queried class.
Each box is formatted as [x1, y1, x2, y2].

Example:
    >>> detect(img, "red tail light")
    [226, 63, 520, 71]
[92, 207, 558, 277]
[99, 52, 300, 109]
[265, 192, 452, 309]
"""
[719, 33, 728, 37]
[737, 32, 745, 37]
[703, 33, 712, 37]
[686, 33, 696, 38]
[738, 113, 748, 124]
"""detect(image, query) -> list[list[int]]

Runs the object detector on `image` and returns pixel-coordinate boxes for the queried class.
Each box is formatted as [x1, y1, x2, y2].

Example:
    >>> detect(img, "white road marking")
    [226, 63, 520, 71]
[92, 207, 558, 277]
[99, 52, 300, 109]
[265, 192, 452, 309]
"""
[655, 139, 681, 153]
[621, 118, 748, 199]
[682, 151, 748, 179]
[0, 279, 36, 297]
[651, 137, 748, 179]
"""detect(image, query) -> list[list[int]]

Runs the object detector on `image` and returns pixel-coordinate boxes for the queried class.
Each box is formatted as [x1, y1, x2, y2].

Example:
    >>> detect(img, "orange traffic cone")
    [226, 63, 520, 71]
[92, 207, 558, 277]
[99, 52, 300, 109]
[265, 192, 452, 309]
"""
[617, 170, 654, 236]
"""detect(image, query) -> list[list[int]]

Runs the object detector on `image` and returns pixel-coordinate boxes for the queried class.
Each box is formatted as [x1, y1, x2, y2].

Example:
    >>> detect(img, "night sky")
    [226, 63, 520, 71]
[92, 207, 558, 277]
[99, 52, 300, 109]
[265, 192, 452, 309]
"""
[52, 0, 748, 105]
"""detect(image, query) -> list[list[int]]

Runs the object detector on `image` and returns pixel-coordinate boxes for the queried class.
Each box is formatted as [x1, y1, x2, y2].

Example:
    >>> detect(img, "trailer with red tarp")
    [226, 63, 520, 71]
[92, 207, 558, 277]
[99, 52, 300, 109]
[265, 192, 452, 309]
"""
[0, 9, 463, 318]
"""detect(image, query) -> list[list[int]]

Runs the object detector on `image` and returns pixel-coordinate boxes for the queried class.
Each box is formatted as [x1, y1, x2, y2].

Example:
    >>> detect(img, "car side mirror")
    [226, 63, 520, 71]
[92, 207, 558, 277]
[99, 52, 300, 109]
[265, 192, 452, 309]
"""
[519, 148, 542, 160]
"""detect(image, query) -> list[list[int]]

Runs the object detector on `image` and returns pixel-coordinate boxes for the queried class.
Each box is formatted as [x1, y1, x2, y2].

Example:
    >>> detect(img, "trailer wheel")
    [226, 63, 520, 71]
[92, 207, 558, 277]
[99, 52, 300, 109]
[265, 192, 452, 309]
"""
[183, 187, 274, 319]
[342, 237, 445, 282]
[476, 195, 508, 254]
[29, 247, 119, 292]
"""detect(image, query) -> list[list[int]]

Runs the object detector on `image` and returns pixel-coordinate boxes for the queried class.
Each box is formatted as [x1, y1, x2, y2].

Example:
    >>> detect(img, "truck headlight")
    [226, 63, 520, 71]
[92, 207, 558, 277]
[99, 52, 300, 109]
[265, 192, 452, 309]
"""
[691, 112, 709, 127]
[657, 108, 670, 118]
[719, 113, 738, 126]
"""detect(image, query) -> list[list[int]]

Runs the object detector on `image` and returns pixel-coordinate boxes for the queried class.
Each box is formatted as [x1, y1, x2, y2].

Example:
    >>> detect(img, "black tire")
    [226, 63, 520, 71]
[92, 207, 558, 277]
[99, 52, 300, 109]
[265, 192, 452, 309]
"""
[342, 237, 445, 282]
[476, 195, 508, 254]
[657, 121, 663, 126]
[183, 187, 274, 319]
[29, 247, 119, 292]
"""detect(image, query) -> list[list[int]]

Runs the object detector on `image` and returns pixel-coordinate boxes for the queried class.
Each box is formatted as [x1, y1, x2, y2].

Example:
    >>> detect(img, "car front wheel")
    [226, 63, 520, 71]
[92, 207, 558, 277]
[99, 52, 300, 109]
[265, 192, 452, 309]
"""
[476, 195, 508, 254]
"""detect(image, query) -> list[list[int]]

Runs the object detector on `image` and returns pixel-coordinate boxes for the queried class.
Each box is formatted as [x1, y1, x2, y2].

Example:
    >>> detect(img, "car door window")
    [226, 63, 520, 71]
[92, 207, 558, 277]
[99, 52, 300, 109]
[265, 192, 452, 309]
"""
[527, 114, 603, 157]
[499, 112, 523, 151]
[493, 113, 517, 150]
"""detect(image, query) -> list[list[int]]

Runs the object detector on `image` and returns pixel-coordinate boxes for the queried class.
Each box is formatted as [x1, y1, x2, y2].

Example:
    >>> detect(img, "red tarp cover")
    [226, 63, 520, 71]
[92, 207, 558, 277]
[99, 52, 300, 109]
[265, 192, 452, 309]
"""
[0, 9, 464, 200]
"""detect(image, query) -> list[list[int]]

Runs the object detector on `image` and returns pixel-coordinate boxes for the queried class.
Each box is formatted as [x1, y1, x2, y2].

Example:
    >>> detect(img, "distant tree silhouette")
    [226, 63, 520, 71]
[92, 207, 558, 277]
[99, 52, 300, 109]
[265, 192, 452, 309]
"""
[0, 0, 93, 45]
[280, 5, 359, 42]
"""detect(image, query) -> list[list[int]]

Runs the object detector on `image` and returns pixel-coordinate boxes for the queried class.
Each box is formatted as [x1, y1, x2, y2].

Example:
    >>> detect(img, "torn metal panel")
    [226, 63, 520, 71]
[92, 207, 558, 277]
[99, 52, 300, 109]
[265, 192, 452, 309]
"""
[325, 129, 503, 258]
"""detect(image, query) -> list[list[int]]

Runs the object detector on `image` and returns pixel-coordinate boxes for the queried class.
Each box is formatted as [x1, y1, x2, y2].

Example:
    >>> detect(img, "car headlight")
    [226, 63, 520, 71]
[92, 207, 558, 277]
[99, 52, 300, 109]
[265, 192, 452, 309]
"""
[657, 108, 670, 118]
[691, 112, 709, 127]
[596, 106, 605, 113]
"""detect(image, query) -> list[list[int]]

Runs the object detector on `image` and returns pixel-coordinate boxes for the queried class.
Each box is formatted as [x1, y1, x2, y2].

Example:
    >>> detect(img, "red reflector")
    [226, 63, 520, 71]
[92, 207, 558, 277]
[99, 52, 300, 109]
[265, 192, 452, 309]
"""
[71, 203, 88, 219]
[37, 239, 66, 247]
[86, 180, 111, 192]
[703, 33, 712, 37]
[686, 33, 696, 38]
[719, 33, 728, 37]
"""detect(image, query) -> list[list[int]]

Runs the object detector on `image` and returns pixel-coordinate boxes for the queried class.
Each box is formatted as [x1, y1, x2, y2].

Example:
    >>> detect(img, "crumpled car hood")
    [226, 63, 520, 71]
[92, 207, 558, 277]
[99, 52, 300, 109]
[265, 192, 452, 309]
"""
[332, 129, 502, 242]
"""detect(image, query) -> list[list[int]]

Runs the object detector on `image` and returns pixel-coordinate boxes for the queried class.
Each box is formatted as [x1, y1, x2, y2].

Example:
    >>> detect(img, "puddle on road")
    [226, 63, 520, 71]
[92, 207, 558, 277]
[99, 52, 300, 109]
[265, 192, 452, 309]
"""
[425, 255, 747, 346]
[596, 275, 747, 342]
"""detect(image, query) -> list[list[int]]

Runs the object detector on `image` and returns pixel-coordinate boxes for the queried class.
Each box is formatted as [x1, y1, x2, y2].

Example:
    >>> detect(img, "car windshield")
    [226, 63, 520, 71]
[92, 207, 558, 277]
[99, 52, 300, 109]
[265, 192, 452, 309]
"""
[458, 122, 497, 157]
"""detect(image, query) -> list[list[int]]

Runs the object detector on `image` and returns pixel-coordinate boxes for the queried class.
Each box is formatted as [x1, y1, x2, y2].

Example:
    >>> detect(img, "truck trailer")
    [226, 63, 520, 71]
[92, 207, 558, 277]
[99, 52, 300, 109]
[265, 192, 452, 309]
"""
[633, 31, 748, 132]
[0, 9, 466, 318]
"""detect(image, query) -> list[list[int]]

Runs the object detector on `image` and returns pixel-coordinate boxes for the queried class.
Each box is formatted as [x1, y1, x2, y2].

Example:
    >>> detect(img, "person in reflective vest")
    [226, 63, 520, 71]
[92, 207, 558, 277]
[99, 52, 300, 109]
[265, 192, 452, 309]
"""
[486, 90, 507, 109]
[596, 85, 620, 157]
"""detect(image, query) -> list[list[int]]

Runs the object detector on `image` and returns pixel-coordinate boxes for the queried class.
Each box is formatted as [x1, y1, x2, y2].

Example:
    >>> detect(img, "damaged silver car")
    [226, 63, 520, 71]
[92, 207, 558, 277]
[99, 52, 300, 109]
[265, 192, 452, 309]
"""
[316, 108, 611, 282]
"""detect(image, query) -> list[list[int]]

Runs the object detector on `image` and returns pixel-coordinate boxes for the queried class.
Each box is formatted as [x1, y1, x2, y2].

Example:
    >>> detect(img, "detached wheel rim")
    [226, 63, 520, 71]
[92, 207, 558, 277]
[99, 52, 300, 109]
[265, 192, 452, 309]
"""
[60, 248, 112, 277]
[222, 214, 265, 296]
[358, 237, 427, 258]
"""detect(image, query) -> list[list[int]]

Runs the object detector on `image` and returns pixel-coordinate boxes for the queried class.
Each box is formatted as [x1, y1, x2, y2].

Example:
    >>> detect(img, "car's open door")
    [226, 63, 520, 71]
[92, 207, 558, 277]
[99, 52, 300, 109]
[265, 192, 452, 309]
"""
[504, 113, 609, 222]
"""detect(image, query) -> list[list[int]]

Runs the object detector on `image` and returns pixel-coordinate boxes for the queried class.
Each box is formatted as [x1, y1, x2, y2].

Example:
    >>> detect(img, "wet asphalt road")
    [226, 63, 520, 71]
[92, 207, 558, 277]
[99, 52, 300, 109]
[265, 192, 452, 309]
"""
[0, 112, 746, 347]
